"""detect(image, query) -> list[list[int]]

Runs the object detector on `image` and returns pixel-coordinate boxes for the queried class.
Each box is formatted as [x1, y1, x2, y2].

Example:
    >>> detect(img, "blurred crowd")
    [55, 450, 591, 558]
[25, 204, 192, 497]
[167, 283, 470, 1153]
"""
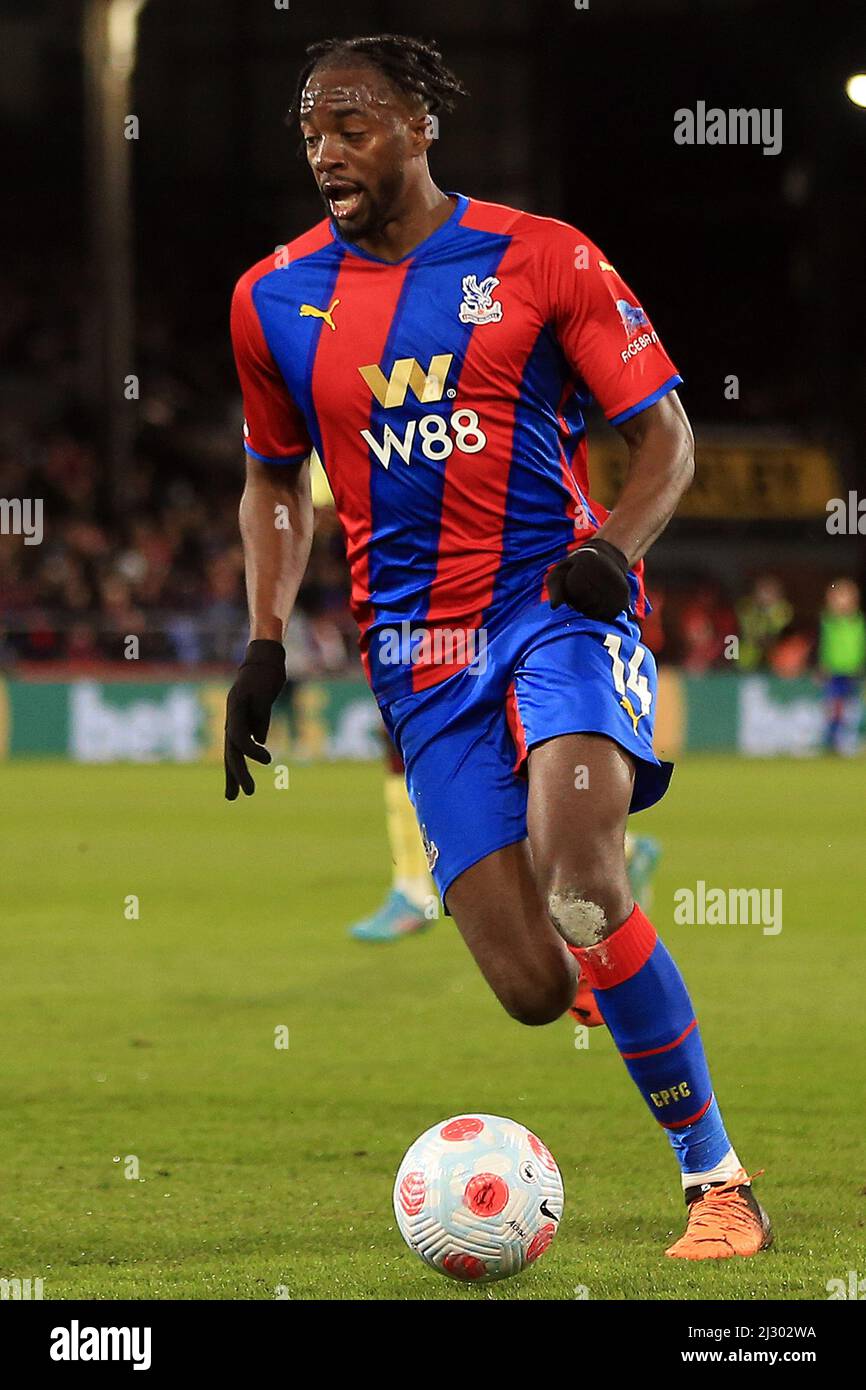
[3, 416, 863, 689]
[646, 574, 865, 679]
[0, 257, 355, 674]
[0, 427, 354, 673]
[1, 260, 863, 687]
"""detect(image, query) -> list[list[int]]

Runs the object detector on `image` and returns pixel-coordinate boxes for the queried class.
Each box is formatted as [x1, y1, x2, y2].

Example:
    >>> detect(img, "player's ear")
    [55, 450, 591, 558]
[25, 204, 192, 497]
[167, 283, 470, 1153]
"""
[408, 111, 435, 155]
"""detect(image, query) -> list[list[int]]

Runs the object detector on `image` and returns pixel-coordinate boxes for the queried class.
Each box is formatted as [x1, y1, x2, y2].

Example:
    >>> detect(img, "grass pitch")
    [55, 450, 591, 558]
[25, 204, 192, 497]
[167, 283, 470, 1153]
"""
[1, 755, 864, 1300]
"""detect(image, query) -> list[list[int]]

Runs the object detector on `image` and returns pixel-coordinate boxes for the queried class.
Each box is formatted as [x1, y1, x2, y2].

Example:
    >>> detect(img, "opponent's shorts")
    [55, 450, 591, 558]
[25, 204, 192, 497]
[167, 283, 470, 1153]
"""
[376, 599, 673, 905]
[825, 674, 861, 701]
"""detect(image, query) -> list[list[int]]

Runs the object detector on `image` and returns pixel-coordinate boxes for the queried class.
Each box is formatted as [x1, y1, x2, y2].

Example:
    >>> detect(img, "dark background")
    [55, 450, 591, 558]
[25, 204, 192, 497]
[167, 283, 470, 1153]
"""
[1, 0, 864, 668]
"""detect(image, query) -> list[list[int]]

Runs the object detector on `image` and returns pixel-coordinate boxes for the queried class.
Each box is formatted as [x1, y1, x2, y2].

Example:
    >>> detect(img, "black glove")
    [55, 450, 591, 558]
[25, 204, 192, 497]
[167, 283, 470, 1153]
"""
[224, 639, 286, 800]
[547, 538, 631, 622]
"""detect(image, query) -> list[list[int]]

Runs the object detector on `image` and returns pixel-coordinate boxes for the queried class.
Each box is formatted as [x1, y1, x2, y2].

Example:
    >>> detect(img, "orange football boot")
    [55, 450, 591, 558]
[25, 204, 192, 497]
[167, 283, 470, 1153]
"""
[567, 962, 604, 1028]
[665, 1168, 772, 1259]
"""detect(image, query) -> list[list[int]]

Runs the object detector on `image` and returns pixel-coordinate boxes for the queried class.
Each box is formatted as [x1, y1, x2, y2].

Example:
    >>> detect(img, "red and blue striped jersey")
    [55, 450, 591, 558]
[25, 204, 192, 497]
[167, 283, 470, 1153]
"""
[231, 193, 681, 698]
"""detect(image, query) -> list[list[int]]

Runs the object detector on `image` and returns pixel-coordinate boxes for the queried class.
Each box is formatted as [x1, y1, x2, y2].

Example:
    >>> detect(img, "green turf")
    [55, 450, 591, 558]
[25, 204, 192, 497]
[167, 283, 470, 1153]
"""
[1, 755, 864, 1300]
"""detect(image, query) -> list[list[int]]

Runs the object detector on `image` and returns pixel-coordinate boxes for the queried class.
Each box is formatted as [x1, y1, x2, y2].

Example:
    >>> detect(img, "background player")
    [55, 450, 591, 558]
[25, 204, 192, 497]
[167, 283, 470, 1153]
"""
[225, 33, 771, 1259]
[819, 577, 865, 754]
[346, 744, 659, 1030]
[347, 753, 661, 947]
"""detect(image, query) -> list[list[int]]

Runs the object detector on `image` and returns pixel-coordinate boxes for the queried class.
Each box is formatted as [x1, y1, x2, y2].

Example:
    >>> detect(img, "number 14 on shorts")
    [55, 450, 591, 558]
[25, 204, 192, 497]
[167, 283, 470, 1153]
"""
[604, 633, 653, 734]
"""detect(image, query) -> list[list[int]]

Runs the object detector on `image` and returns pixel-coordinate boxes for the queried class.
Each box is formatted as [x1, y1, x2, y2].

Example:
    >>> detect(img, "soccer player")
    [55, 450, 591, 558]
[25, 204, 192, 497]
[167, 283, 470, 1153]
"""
[225, 34, 771, 1260]
[819, 577, 865, 754]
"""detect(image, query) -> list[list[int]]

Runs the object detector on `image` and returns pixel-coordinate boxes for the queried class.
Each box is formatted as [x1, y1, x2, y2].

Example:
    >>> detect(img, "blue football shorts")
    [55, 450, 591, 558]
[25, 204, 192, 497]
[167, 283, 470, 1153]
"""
[376, 598, 673, 905]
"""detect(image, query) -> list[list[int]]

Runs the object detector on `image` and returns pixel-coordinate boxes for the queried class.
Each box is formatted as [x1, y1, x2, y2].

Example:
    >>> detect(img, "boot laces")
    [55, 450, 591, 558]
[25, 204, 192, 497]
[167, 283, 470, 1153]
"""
[686, 1169, 764, 1237]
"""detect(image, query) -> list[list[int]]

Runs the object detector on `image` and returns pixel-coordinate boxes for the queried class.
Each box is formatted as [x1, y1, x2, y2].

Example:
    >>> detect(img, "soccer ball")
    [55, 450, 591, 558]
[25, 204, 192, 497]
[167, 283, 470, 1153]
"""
[393, 1113, 564, 1282]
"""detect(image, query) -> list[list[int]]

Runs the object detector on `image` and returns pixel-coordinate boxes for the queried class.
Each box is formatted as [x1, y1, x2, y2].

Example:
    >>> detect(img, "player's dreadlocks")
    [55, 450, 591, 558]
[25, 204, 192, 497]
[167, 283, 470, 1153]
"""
[289, 34, 469, 120]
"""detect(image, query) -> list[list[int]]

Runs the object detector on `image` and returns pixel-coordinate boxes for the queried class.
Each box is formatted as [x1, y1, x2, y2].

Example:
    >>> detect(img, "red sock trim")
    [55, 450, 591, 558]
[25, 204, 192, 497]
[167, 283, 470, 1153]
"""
[567, 902, 657, 991]
[621, 1016, 698, 1060]
[660, 1094, 714, 1130]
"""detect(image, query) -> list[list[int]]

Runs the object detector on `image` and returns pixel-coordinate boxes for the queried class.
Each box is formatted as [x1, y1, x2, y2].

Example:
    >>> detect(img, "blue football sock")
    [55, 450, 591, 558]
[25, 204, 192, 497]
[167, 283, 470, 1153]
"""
[573, 903, 733, 1178]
